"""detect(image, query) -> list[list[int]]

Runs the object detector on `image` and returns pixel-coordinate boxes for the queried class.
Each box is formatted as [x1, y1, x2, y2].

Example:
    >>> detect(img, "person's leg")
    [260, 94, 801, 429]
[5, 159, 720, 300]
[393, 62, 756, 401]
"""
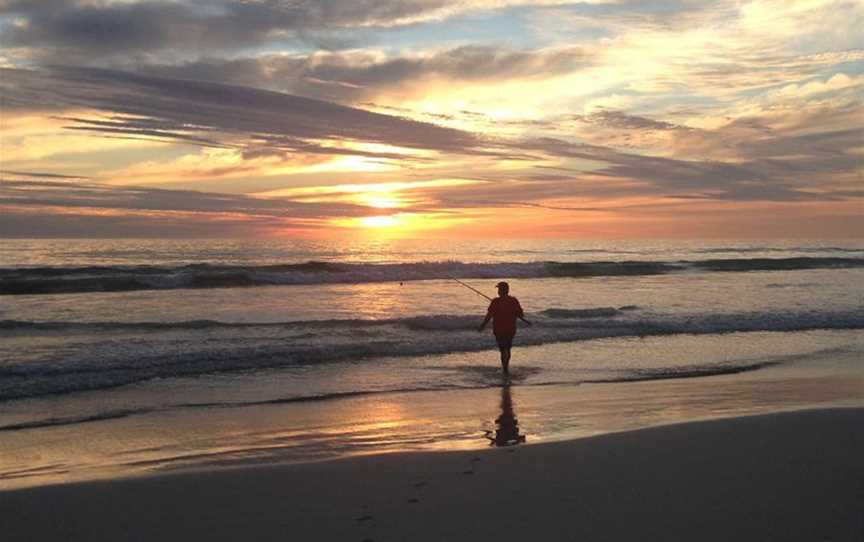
[501, 347, 511, 374]
[496, 334, 514, 375]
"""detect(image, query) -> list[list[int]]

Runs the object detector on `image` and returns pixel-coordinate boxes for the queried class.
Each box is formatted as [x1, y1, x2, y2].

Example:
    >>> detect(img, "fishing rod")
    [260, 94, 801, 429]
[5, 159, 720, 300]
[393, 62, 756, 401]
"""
[449, 276, 493, 301]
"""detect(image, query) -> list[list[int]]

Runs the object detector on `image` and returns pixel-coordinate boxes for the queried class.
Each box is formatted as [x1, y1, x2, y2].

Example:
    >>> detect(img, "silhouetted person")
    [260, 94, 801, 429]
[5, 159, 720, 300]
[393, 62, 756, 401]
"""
[477, 281, 531, 375]
[486, 384, 526, 447]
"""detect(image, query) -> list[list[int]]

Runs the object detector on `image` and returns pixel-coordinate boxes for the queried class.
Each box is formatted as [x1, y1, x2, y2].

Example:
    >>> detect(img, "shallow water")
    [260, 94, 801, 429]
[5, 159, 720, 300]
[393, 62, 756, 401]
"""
[1, 333, 861, 490]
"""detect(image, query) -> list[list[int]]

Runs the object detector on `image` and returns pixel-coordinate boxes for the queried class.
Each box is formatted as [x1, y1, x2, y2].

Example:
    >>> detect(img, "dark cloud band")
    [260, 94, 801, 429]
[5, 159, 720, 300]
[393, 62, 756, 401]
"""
[1, 65, 507, 160]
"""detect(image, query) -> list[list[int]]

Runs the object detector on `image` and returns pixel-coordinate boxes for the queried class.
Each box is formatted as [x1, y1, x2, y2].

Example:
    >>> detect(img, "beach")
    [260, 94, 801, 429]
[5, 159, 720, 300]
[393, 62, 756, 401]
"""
[1, 239, 863, 539]
[3, 408, 862, 542]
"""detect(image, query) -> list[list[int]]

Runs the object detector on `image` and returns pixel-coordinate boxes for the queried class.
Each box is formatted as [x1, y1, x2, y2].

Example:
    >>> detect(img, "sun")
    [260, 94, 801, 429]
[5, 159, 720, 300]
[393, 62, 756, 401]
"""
[334, 211, 467, 235]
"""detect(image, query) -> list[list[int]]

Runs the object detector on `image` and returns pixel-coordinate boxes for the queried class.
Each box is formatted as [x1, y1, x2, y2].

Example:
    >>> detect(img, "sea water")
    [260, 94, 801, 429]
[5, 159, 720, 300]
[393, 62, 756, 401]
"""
[1, 238, 862, 486]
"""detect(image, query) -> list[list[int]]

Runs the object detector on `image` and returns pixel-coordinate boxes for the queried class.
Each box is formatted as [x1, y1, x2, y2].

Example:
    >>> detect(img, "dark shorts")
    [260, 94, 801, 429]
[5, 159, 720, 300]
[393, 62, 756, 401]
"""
[495, 333, 515, 350]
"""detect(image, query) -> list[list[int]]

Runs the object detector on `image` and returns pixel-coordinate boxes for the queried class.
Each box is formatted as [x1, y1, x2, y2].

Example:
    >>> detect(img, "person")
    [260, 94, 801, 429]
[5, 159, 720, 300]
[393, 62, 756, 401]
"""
[477, 281, 531, 375]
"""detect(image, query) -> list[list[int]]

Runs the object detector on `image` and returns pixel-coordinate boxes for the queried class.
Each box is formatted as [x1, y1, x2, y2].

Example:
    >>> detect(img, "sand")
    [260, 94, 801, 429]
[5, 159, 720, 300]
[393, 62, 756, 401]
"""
[2, 408, 862, 542]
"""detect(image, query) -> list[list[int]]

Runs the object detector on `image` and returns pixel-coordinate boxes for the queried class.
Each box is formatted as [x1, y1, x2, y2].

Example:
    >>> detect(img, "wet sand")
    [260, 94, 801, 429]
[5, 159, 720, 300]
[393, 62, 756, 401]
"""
[3, 408, 862, 542]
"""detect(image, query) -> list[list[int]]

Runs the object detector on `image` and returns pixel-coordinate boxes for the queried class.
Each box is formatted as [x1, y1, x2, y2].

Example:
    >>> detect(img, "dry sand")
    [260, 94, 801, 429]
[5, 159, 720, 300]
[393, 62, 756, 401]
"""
[2, 408, 862, 542]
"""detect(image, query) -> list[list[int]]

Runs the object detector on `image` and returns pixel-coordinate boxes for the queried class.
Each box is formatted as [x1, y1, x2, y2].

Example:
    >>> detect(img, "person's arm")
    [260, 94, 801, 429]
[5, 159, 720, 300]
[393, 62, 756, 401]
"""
[516, 299, 532, 326]
[477, 312, 492, 332]
[478, 301, 494, 332]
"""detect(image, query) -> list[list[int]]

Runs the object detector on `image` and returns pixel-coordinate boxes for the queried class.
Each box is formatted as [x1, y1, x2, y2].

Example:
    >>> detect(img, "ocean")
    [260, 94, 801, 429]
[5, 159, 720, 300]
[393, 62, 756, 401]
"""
[1, 238, 862, 488]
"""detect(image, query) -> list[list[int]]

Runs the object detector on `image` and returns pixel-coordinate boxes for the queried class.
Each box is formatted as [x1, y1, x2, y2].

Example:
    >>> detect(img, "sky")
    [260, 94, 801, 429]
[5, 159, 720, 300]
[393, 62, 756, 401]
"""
[0, 0, 862, 239]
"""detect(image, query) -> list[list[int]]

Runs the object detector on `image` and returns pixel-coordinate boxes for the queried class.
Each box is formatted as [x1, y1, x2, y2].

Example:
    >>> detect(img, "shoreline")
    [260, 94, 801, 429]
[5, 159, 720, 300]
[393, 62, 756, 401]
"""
[2, 340, 862, 492]
[3, 407, 862, 541]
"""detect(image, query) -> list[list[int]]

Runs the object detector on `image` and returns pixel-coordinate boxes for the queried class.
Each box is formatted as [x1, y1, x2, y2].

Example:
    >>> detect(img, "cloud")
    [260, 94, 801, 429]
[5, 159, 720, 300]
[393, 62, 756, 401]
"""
[2, 60, 859, 208]
[763, 73, 864, 101]
[0, 0, 605, 62]
[0, 174, 621, 238]
[669, 99, 864, 162]
[522, 0, 863, 112]
[135, 44, 593, 103]
[0, 0, 389, 59]
[0, 176, 385, 237]
[530, 0, 738, 36]
[0, 178, 371, 216]
[0, 65, 516, 161]
[515, 113, 864, 203]
[0, 169, 91, 180]
[572, 110, 683, 131]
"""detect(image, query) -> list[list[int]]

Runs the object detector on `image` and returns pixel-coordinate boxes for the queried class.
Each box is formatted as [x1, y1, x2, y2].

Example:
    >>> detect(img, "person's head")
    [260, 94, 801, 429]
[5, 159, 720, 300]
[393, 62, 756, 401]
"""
[496, 281, 509, 297]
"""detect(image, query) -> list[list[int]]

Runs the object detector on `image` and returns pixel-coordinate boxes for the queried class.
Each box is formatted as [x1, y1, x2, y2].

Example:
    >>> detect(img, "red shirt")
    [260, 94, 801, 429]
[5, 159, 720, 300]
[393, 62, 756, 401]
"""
[487, 295, 524, 336]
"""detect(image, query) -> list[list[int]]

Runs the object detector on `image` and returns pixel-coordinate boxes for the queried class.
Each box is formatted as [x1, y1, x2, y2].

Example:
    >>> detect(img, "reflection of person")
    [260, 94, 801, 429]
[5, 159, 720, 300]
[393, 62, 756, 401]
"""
[477, 281, 531, 375]
[486, 384, 526, 447]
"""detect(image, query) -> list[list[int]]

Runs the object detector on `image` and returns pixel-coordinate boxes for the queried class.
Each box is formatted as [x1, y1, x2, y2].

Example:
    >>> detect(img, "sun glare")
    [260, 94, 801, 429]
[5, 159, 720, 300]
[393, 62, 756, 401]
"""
[334, 211, 470, 236]
[358, 193, 402, 209]
[360, 215, 401, 228]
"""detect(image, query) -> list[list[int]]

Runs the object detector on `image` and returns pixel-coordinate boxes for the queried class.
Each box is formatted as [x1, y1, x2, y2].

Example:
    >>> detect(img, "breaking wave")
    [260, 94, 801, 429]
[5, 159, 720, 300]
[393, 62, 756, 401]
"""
[2, 257, 862, 295]
[2, 305, 862, 401]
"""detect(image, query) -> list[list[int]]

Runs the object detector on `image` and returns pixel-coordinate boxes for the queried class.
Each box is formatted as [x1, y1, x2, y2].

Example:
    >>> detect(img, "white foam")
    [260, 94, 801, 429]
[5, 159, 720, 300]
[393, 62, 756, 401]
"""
[2, 306, 862, 401]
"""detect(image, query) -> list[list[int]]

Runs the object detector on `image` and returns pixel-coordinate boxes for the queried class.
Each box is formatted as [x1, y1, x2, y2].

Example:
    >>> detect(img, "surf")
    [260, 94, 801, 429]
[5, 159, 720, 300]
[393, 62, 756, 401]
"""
[2, 257, 863, 295]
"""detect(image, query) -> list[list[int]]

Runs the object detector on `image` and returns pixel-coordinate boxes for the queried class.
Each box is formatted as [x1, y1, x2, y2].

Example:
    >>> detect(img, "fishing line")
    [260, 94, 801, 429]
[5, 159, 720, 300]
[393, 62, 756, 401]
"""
[449, 276, 493, 301]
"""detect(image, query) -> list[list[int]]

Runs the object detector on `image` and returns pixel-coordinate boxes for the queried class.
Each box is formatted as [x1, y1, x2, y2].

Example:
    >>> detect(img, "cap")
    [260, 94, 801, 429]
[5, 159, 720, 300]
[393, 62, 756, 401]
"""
[496, 281, 509, 288]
